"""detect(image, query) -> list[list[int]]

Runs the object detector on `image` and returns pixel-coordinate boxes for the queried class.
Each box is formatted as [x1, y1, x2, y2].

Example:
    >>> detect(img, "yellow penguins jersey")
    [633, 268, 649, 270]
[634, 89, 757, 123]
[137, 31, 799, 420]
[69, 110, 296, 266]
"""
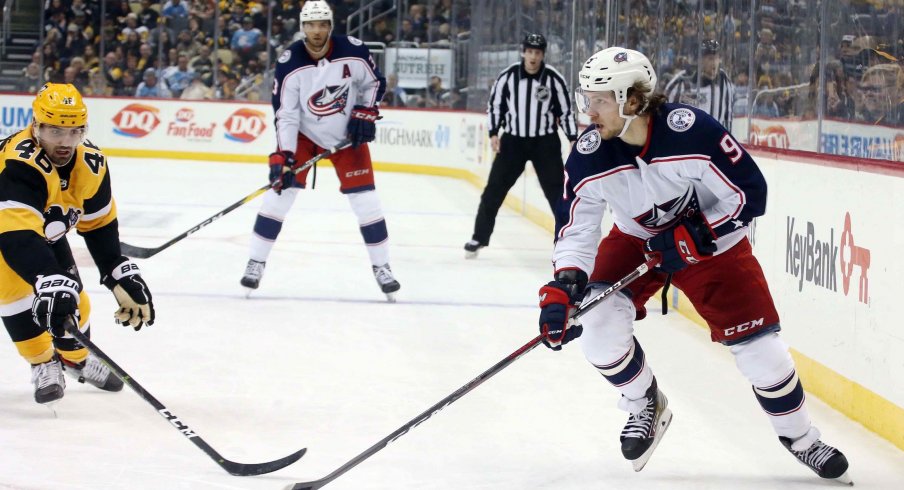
[0, 124, 119, 309]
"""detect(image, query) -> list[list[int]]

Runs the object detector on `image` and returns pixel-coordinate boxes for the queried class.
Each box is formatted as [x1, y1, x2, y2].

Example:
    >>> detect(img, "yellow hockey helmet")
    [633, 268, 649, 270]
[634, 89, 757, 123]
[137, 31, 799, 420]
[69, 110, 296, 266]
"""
[32, 83, 88, 127]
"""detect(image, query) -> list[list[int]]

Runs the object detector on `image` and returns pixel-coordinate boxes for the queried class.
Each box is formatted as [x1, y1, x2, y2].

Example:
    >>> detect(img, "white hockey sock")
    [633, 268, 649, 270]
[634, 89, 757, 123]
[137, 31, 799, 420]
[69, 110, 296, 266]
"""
[731, 332, 813, 439]
[347, 190, 390, 266]
[249, 188, 299, 262]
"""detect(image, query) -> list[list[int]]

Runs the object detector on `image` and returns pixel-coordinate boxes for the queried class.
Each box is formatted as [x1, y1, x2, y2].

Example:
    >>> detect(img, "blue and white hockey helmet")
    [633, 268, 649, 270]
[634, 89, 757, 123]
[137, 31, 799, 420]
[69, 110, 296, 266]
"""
[576, 47, 657, 110]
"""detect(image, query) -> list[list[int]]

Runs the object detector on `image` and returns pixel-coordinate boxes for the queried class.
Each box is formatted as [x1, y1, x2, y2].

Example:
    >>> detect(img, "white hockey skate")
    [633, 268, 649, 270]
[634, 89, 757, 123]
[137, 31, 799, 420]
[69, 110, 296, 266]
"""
[464, 240, 484, 259]
[373, 264, 401, 302]
[31, 356, 65, 407]
[779, 428, 852, 485]
[619, 377, 673, 472]
[241, 259, 266, 296]
[62, 353, 124, 392]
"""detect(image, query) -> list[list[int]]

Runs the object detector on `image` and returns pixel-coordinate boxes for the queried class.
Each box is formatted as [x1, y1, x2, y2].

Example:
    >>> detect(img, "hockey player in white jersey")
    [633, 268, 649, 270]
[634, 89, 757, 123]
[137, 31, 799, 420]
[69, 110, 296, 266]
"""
[240, 0, 400, 300]
[536, 47, 851, 483]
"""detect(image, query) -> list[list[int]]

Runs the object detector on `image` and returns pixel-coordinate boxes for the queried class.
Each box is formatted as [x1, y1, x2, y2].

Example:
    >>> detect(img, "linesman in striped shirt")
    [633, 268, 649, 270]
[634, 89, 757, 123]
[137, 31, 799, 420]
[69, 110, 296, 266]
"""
[664, 39, 735, 131]
[464, 33, 578, 258]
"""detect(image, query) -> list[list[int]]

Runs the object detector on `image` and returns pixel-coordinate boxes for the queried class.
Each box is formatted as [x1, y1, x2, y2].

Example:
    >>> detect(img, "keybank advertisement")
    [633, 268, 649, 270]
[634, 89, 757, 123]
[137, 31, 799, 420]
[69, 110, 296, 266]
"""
[750, 152, 903, 408]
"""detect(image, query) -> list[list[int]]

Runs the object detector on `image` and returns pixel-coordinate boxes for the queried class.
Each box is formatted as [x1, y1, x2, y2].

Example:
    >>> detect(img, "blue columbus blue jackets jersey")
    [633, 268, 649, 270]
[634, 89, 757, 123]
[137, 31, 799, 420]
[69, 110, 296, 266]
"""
[273, 35, 386, 151]
[553, 103, 767, 275]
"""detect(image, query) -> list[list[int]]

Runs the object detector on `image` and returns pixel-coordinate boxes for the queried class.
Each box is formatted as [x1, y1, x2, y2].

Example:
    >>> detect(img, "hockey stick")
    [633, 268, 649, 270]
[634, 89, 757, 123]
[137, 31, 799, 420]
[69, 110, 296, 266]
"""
[120, 140, 351, 259]
[63, 319, 306, 476]
[286, 256, 661, 490]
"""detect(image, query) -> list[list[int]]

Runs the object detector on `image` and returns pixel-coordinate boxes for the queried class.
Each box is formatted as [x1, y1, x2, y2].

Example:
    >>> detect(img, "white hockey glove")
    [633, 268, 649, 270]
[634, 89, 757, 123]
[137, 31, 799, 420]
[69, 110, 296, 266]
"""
[102, 257, 155, 331]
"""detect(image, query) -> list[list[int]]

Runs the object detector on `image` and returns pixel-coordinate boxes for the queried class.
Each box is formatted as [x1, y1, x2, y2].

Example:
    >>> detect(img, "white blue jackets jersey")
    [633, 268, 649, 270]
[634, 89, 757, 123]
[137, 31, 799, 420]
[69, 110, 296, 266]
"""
[273, 35, 385, 151]
[553, 103, 767, 275]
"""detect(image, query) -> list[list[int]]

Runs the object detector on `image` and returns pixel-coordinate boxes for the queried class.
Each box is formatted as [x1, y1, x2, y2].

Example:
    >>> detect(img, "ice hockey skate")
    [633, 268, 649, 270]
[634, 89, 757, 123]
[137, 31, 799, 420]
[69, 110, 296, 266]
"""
[464, 239, 484, 259]
[780, 428, 852, 485]
[373, 264, 401, 302]
[31, 356, 65, 406]
[619, 377, 673, 472]
[62, 353, 123, 392]
[241, 259, 266, 295]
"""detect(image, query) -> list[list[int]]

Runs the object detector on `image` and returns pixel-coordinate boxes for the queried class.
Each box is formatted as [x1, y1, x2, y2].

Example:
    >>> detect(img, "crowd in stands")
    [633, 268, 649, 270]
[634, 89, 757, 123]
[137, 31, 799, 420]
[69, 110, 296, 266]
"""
[23, 0, 470, 107]
[20, 0, 903, 126]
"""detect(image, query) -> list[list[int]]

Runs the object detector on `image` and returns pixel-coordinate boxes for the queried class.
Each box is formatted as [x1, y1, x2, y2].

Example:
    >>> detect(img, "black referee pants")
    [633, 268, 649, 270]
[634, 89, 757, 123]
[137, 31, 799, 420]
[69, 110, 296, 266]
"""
[471, 133, 564, 245]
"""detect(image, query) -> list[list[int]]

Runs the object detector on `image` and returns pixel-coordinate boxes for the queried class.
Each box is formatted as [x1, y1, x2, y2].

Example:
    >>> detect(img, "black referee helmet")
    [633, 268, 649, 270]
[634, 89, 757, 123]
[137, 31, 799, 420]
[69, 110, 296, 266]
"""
[702, 39, 720, 54]
[522, 33, 547, 52]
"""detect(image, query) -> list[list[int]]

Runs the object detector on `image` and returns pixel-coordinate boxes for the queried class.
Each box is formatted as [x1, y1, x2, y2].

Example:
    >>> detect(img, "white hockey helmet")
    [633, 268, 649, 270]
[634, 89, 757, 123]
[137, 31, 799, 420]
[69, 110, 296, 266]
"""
[577, 47, 657, 104]
[299, 1, 333, 25]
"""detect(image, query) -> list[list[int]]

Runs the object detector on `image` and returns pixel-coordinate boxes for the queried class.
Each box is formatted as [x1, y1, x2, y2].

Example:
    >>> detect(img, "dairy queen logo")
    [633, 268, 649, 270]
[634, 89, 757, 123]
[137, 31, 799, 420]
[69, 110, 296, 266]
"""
[224, 108, 267, 142]
[112, 104, 160, 138]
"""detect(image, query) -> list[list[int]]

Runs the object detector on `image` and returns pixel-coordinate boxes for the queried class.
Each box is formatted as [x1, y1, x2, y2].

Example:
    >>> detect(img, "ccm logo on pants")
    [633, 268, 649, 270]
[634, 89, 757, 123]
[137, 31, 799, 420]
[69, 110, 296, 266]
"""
[345, 169, 371, 177]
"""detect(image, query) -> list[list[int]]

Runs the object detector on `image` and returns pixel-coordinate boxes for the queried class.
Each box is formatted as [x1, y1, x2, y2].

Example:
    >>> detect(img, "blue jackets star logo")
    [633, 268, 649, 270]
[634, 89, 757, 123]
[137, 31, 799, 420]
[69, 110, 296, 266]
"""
[634, 186, 700, 232]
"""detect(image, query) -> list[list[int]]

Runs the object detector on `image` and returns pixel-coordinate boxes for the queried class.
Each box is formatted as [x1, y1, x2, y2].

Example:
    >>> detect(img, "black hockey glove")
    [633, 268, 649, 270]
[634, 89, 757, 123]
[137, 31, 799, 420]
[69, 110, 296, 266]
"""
[644, 213, 717, 273]
[538, 269, 588, 351]
[268, 150, 297, 194]
[32, 271, 82, 337]
[102, 257, 155, 331]
[347, 105, 380, 147]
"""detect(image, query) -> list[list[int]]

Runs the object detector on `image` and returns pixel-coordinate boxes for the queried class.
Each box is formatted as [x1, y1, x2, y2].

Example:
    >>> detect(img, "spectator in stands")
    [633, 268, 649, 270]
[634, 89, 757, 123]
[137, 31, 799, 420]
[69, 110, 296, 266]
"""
[754, 28, 779, 78]
[86, 67, 110, 96]
[122, 30, 143, 58]
[752, 75, 780, 118]
[82, 45, 100, 71]
[190, 44, 214, 72]
[61, 24, 87, 65]
[116, 70, 139, 96]
[231, 16, 262, 63]
[121, 13, 149, 41]
[425, 75, 448, 107]
[190, 0, 216, 27]
[137, 67, 172, 98]
[68, 57, 90, 88]
[63, 66, 86, 93]
[228, 2, 247, 31]
[181, 70, 214, 100]
[174, 29, 201, 59]
[137, 43, 157, 73]
[399, 18, 422, 44]
[139, 0, 160, 29]
[18, 63, 43, 94]
[859, 64, 904, 126]
[162, 0, 190, 20]
[382, 73, 407, 107]
[101, 51, 124, 93]
[163, 53, 194, 97]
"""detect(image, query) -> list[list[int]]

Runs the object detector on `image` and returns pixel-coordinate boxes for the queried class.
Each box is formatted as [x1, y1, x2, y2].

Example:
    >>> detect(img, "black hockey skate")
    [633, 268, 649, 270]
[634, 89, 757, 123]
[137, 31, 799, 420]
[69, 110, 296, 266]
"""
[619, 377, 673, 471]
[62, 353, 124, 392]
[31, 356, 65, 405]
[779, 431, 852, 485]
[373, 264, 401, 302]
[464, 240, 484, 259]
[241, 259, 266, 293]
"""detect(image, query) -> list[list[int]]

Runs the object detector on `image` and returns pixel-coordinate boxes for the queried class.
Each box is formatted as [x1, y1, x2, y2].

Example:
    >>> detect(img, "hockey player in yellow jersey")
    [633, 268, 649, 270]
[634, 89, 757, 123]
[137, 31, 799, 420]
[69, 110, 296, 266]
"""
[0, 83, 155, 405]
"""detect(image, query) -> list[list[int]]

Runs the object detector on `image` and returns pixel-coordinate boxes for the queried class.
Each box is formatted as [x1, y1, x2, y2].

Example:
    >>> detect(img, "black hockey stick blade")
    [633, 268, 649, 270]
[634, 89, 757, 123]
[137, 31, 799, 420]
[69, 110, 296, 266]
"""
[285, 257, 660, 489]
[120, 240, 161, 259]
[120, 139, 351, 259]
[63, 319, 306, 476]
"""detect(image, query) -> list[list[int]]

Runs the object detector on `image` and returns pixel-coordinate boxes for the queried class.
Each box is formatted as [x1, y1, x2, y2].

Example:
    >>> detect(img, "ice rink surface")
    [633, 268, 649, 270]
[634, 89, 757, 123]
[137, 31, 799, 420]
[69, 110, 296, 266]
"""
[1, 158, 902, 490]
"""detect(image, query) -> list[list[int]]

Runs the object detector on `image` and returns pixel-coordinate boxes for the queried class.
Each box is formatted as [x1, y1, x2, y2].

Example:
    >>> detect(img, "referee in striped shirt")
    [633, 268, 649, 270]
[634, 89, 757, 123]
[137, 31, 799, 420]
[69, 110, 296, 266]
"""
[664, 39, 735, 131]
[464, 33, 577, 257]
